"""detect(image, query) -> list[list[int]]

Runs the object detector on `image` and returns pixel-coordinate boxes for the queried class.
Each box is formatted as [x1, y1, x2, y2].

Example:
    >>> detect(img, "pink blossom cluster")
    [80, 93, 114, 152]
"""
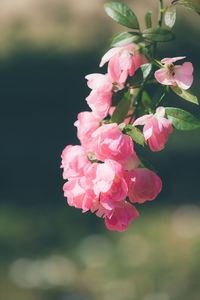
[61, 43, 180, 232]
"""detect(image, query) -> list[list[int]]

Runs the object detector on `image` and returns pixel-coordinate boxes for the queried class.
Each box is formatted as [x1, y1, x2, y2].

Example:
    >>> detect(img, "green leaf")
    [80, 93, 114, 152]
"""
[164, 5, 177, 28]
[142, 28, 175, 42]
[111, 92, 131, 124]
[172, 0, 200, 15]
[171, 86, 199, 105]
[111, 32, 140, 47]
[165, 107, 200, 130]
[104, 2, 140, 29]
[140, 63, 152, 79]
[145, 10, 152, 29]
[124, 125, 145, 146]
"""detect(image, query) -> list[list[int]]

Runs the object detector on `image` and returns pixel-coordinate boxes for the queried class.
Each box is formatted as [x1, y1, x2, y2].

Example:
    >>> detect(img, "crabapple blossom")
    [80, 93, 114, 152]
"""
[125, 168, 162, 203]
[61, 145, 90, 179]
[100, 43, 147, 85]
[93, 159, 128, 210]
[92, 123, 134, 163]
[134, 107, 173, 152]
[63, 175, 97, 213]
[105, 202, 139, 232]
[74, 111, 100, 151]
[85, 73, 113, 118]
[154, 57, 193, 90]
[86, 89, 112, 119]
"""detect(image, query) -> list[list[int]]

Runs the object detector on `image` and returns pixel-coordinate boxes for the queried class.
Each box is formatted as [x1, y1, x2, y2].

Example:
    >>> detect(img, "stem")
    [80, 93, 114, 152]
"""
[158, 0, 164, 27]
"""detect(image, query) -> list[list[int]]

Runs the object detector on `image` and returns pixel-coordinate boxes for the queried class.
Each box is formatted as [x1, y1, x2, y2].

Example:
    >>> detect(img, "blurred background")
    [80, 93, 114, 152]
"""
[0, 0, 200, 299]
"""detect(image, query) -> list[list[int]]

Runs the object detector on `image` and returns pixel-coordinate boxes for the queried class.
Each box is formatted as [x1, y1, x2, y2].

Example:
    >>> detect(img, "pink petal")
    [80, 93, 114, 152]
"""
[133, 114, 153, 126]
[155, 106, 165, 118]
[174, 62, 193, 90]
[132, 53, 148, 71]
[154, 68, 175, 86]
[108, 55, 122, 83]
[161, 56, 186, 64]
[143, 126, 153, 140]
[100, 47, 121, 67]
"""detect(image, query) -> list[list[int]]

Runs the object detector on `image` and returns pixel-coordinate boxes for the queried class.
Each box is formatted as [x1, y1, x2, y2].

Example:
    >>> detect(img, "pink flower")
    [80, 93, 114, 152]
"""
[93, 159, 128, 210]
[74, 111, 100, 151]
[125, 168, 162, 203]
[122, 152, 140, 171]
[154, 56, 193, 90]
[134, 107, 173, 152]
[61, 145, 90, 179]
[63, 176, 96, 213]
[85, 73, 113, 119]
[86, 90, 112, 119]
[105, 202, 139, 232]
[85, 73, 113, 92]
[92, 123, 134, 163]
[100, 43, 147, 85]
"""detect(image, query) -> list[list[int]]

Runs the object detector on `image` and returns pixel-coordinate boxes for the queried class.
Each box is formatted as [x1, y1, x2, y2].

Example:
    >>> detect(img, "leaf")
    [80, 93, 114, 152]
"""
[172, 0, 200, 15]
[164, 5, 177, 28]
[104, 2, 140, 29]
[111, 32, 140, 47]
[142, 28, 175, 42]
[171, 86, 199, 104]
[165, 107, 200, 130]
[111, 92, 131, 124]
[145, 10, 152, 29]
[142, 91, 152, 110]
[140, 63, 152, 79]
[124, 125, 145, 146]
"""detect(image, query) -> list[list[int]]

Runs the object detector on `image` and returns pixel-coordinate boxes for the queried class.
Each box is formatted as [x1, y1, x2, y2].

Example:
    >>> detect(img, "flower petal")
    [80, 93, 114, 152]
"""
[161, 56, 186, 64]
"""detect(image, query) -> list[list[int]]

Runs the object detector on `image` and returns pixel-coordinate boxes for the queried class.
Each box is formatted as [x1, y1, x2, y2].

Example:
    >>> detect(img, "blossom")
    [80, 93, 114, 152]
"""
[93, 159, 128, 210]
[61, 145, 90, 179]
[134, 107, 173, 152]
[85, 73, 113, 92]
[100, 43, 147, 85]
[154, 56, 193, 90]
[86, 90, 112, 119]
[125, 168, 162, 203]
[105, 202, 139, 232]
[74, 111, 100, 151]
[85, 73, 113, 119]
[92, 123, 134, 163]
[63, 176, 97, 213]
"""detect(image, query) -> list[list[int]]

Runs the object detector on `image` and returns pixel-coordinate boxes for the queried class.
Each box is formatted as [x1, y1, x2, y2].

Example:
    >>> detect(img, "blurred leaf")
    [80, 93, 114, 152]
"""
[145, 11, 153, 29]
[171, 86, 199, 104]
[164, 6, 177, 28]
[111, 32, 140, 47]
[165, 107, 200, 130]
[112, 88, 127, 106]
[142, 28, 175, 42]
[124, 125, 145, 146]
[172, 0, 200, 15]
[104, 2, 140, 29]
[141, 63, 152, 80]
[111, 92, 131, 123]
[142, 91, 152, 109]
[139, 156, 156, 171]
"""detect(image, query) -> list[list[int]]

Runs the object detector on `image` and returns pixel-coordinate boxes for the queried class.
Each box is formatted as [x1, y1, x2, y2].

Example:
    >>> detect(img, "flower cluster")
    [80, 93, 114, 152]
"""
[60, 0, 199, 232]
[60, 43, 189, 232]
